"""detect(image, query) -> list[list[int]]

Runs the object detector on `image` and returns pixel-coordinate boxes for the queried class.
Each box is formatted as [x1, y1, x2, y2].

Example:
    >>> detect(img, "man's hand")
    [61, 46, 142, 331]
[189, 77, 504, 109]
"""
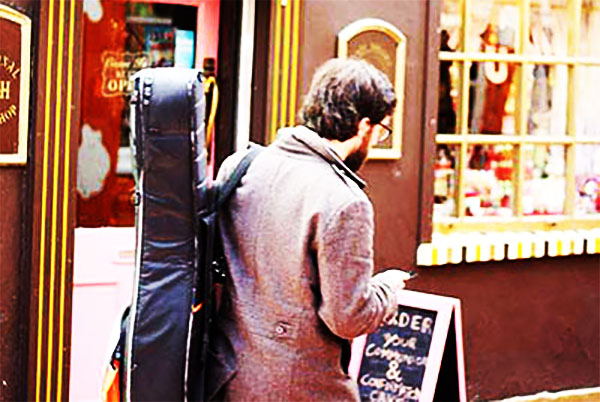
[373, 269, 413, 325]
[374, 269, 412, 292]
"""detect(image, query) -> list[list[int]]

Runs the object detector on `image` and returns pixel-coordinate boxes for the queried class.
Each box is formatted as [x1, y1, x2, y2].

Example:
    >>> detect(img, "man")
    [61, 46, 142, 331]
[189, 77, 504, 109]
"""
[211, 58, 410, 401]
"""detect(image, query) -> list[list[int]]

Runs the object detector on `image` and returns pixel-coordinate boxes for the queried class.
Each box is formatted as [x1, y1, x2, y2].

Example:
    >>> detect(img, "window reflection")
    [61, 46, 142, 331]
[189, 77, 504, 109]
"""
[582, 0, 600, 58]
[576, 0, 600, 216]
[438, 30, 458, 134]
[527, 0, 568, 56]
[526, 64, 567, 136]
[466, 1, 518, 52]
[434, 145, 458, 218]
[523, 145, 566, 215]
[576, 145, 600, 215]
[465, 144, 515, 217]
[468, 25, 517, 135]
[440, 0, 462, 50]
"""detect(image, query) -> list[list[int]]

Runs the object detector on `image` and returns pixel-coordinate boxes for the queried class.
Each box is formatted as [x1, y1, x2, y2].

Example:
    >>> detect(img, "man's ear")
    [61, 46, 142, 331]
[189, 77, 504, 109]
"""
[357, 117, 372, 139]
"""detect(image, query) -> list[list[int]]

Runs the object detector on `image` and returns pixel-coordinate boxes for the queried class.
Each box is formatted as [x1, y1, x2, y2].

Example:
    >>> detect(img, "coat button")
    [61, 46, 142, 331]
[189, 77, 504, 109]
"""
[275, 324, 286, 335]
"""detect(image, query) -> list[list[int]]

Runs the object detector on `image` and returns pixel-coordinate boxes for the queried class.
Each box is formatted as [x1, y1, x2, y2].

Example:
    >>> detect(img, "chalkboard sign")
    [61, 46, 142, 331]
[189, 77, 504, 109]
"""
[349, 290, 466, 402]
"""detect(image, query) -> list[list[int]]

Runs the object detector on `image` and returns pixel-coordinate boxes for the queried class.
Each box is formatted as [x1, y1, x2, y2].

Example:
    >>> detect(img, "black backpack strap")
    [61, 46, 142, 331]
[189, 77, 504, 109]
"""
[215, 144, 263, 209]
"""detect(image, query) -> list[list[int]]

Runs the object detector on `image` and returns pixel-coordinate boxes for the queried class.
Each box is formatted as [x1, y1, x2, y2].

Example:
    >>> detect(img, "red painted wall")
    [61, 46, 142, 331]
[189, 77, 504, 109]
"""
[408, 254, 600, 400]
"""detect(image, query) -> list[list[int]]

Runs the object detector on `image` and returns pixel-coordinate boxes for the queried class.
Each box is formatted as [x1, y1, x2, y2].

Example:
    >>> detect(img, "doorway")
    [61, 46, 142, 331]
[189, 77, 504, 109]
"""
[70, 1, 220, 399]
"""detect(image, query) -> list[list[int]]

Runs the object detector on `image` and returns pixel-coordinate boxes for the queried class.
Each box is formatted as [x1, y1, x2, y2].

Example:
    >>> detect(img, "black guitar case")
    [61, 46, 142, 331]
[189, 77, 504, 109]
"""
[123, 67, 262, 402]
[125, 68, 207, 402]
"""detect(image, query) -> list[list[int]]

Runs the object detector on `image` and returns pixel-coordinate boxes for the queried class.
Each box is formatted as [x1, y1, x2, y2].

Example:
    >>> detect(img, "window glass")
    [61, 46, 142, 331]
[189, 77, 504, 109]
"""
[525, 64, 568, 136]
[523, 145, 566, 215]
[575, 3, 600, 217]
[436, 0, 600, 231]
[433, 144, 459, 218]
[581, 1, 600, 57]
[575, 145, 600, 215]
[466, 0, 518, 53]
[440, 0, 462, 51]
[437, 58, 460, 134]
[464, 144, 515, 217]
[527, 0, 569, 56]
[468, 62, 519, 134]
[577, 66, 600, 138]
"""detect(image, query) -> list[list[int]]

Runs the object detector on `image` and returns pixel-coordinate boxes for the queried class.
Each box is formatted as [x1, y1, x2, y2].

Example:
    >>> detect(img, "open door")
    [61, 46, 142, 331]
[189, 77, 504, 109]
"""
[70, 1, 220, 399]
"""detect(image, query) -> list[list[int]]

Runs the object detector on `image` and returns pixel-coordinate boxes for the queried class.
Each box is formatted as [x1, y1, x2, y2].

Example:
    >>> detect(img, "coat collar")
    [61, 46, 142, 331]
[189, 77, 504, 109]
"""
[274, 126, 367, 190]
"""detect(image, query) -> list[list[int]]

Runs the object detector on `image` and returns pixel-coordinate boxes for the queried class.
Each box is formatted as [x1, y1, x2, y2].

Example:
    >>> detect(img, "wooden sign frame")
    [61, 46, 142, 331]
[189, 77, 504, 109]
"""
[337, 18, 406, 160]
[0, 4, 31, 165]
[349, 290, 467, 402]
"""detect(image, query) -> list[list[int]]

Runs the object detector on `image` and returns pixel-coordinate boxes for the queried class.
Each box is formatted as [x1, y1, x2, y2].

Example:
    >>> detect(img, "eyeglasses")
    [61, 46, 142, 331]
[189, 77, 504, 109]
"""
[375, 122, 392, 143]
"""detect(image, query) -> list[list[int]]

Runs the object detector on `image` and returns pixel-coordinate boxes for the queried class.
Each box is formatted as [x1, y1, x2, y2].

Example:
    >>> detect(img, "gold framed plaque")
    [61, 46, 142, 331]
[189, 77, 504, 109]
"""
[0, 5, 31, 165]
[338, 18, 406, 160]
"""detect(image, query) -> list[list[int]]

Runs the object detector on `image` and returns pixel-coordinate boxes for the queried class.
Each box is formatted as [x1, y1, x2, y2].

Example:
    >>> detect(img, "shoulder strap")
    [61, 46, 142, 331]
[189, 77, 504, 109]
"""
[215, 144, 263, 209]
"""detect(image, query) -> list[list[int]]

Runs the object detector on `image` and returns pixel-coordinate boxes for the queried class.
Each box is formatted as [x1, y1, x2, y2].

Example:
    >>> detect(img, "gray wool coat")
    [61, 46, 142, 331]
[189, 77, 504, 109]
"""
[209, 126, 396, 401]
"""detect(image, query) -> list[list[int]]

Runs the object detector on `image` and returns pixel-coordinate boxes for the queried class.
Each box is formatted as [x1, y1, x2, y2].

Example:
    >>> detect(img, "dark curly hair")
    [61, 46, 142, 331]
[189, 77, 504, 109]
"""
[298, 58, 396, 141]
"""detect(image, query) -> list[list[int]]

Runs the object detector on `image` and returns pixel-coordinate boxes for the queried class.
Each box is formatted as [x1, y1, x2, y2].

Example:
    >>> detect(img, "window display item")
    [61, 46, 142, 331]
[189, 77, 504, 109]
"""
[145, 25, 175, 67]
[469, 24, 516, 134]
[175, 29, 195, 68]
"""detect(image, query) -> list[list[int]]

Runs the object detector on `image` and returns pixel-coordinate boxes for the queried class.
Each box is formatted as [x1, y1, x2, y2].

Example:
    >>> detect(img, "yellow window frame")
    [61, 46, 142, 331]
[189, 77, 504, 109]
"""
[420, 0, 600, 265]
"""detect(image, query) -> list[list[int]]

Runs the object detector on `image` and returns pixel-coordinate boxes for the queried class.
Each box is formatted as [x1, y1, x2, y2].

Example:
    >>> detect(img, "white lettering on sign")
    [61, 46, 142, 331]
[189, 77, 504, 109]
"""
[386, 312, 434, 335]
[106, 78, 131, 94]
[0, 52, 20, 125]
[0, 104, 17, 125]
[364, 343, 428, 366]
[382, 333, 417, 350]
[368, 388, 421, 402]
[0, 80, 10, 99]
[360, 374, 421, 401]
[385, 361, 403, 382]
[0, 54, 20, 79]
[100, 51, 149, 97]
[360, 373, 405, 393]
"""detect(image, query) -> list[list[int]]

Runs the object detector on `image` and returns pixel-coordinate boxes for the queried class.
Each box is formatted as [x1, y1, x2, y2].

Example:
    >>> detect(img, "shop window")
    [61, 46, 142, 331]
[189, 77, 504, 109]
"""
[77, 1, 202, 227]
[421, 0, 600, 264]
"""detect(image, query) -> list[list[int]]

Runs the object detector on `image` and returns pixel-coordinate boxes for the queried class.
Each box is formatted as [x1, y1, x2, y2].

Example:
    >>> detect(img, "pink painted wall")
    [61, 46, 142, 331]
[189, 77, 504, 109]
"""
[69, 228, 135, 401]
[195, 0, 221, 69]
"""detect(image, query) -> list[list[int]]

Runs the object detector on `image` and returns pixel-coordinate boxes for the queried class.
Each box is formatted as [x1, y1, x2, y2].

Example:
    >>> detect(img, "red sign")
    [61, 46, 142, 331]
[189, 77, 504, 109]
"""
[0, 5, 31, 164]
[100, 51, 149, 97]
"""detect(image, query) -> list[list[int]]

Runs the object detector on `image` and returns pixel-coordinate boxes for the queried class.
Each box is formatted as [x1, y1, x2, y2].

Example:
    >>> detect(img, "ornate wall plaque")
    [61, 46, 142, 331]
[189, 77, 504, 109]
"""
[338, 18, 406, 159]
[0, 5, 31, 165]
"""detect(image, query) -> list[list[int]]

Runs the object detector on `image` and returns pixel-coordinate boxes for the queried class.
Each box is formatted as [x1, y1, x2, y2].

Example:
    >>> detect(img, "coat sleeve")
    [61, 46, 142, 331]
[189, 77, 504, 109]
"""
[315, 199, 396, 339]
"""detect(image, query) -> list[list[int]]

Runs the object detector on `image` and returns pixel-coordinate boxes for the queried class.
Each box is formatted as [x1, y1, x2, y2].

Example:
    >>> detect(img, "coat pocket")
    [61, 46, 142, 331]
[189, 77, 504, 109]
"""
[204, 323, 238, 401]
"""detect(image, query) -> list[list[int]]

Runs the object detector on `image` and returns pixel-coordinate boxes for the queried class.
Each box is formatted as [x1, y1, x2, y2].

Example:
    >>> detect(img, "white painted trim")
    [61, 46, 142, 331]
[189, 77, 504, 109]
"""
[116, 146, 133, 174]
[235, 0, 256, 151]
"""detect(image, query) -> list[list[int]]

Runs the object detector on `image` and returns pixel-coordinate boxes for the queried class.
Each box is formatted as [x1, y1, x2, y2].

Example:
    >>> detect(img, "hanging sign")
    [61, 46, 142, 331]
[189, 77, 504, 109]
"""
[100, 51, 149, 97]
[349, 290, 467, 402]
[338, 18, 406, 160]
[0, 4, 31, 165]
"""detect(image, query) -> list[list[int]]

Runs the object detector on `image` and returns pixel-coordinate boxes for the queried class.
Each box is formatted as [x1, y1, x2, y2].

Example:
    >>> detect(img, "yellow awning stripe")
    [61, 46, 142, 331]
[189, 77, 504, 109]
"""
[417, 229, 600, 266]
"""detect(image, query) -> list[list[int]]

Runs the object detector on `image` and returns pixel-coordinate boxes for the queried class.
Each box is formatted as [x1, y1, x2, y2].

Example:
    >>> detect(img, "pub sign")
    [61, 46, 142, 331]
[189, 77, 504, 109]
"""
[0, 4, 31, 165]
[338, 18, 407, 160]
